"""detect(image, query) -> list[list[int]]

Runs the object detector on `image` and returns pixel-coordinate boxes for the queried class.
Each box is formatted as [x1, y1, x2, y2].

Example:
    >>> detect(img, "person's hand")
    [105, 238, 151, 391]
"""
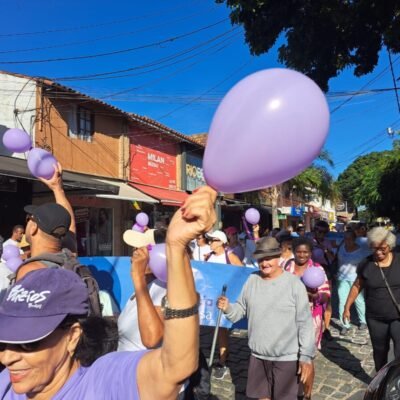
[217, 296, 229, 312]
[307, 290, 319, 301]
[38, 162, 63, 192]
[342, 308, 350, 325]
[166, 186, 217, 249]
[131, 247, 150, 282]
[298, 361, 312, 384]
[252, 224, 260, 233]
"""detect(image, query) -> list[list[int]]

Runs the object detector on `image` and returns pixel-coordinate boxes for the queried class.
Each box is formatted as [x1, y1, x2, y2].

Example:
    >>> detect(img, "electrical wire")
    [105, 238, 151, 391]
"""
[0, 0, 197, 38]
[388, 49, 400, 114]
[0, 6, 216, 55]
[0, 19, 228, 64]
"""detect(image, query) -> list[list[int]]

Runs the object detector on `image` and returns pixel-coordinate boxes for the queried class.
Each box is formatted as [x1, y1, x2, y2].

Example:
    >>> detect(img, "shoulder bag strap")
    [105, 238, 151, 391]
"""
[378, 266, 400, 315]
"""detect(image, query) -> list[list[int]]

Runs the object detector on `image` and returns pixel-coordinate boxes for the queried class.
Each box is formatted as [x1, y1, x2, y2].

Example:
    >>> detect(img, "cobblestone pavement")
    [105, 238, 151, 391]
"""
[200, 318, 375, 400]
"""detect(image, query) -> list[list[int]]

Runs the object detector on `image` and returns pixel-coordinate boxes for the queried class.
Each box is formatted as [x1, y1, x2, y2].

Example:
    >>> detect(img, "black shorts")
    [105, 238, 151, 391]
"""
[246, 354, 299, 399]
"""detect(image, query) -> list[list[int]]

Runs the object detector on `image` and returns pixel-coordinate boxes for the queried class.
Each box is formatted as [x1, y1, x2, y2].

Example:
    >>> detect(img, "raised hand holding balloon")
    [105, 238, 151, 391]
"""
[2, 128, 32, 153]
[27, 148, 58, 180]
[203, 69, 330, 193]
[132, 212, 149, 232]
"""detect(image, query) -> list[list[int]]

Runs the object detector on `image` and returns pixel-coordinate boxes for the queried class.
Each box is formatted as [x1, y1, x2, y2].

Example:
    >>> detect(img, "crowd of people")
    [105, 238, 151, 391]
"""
[0, 164, 399, 399]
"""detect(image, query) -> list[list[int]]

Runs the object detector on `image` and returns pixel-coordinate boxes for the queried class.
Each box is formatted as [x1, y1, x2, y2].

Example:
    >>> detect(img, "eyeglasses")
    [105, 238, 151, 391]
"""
[372, 245, 390, 253]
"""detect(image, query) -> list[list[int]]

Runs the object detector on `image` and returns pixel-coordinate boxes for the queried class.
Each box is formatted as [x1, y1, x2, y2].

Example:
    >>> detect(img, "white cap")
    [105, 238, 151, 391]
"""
[205, 230, 227, 244]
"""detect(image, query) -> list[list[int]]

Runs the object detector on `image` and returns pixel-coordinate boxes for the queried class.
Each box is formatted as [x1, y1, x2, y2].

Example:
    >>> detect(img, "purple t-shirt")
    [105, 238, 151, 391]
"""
[0, 350, 146, 399]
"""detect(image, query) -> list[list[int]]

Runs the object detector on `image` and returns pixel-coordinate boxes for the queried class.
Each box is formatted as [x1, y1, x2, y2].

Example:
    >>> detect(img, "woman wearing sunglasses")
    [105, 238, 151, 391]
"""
[0, 186, 217, 400]
[344, 227, 400, 372]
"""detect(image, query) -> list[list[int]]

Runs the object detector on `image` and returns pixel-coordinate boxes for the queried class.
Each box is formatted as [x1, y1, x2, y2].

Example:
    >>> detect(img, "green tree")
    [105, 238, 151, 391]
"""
[216, 0, 400, 91]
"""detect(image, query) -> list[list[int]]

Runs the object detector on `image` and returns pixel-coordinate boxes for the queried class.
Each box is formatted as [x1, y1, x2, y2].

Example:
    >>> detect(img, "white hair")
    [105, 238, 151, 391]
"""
[367, 227, 396, 250]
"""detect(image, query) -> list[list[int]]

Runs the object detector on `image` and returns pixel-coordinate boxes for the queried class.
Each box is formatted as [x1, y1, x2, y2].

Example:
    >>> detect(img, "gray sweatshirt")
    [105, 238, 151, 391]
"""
[224, 271, 315, 362]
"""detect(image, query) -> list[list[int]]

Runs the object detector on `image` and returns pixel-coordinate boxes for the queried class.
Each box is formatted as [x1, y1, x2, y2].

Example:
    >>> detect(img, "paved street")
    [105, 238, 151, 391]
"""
[200, 318, 375, 399]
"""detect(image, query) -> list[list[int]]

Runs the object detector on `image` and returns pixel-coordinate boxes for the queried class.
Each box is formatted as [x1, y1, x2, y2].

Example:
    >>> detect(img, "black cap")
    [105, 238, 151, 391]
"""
[24, 203, 71, 238]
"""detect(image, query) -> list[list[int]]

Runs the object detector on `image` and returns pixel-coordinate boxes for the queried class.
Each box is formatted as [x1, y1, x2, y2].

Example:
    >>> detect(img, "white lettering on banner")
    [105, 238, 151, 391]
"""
[7, 285, 50, 309]
[147, 153, 165, 164]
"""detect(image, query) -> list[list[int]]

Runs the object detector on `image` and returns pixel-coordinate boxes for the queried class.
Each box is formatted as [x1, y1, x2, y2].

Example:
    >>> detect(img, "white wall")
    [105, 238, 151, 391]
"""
[0, 73, 37, 159]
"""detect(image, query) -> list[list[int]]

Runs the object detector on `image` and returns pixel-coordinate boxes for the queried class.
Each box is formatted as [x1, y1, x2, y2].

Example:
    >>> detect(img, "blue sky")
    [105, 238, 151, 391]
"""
[1, 0, 399, 176]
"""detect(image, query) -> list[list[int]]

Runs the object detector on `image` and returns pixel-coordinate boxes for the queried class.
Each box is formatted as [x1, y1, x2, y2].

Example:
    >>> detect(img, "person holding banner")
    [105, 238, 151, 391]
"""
[217, 236, 315, 400]
[204, 230, 243, 379]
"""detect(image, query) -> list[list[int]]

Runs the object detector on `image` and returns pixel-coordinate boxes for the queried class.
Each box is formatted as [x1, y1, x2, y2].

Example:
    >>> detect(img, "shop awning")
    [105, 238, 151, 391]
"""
[0, 155, 117, 193]
[130, 182, 188, 206]
[94, 179, 158, 203]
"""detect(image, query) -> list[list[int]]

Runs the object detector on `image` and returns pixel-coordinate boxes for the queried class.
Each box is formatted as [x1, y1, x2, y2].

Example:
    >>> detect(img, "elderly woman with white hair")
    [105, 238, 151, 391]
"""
[344, 227, 399, 371]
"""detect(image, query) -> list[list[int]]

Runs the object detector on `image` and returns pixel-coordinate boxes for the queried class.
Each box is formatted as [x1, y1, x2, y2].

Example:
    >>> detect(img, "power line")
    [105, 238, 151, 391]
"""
[53, 29, 239, 81]
[388, 49, 400, 114]
[0, 0, 196, 38]
[157, 60, 252, 120]
[0, 7, 215, 55]
[0, 19, 228, 64]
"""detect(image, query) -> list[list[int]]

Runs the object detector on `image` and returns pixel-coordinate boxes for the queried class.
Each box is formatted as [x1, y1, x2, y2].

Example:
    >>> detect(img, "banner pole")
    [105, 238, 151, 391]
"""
[208, 284, 227, 368]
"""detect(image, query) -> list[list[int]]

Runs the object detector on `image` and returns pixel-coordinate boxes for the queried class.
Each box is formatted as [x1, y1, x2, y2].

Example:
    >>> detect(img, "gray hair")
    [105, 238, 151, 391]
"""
[367, 227, 396, 250]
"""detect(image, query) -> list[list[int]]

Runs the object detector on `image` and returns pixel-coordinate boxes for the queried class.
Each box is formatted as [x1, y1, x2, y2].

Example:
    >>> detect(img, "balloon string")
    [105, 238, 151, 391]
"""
[242, 216, 254, 241]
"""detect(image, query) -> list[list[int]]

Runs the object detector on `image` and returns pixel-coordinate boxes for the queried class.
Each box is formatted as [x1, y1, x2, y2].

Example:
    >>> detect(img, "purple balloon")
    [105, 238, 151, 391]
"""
[2, 128, 32, 153]
[27, 148, 58, 180]
[6, 257, 23, 273]
[2, 245, 20, 261]
[136, 212, 149, 227]
[149, 243, 167, 282]
[245, 208, 260, 225]
[302, 267, 325, 289]
[132, 223, 145, 233]
[203, 69, 330, 193]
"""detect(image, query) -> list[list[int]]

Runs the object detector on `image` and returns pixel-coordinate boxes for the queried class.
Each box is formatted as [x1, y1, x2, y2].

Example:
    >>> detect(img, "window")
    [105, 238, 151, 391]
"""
[68, 106, 94, 141]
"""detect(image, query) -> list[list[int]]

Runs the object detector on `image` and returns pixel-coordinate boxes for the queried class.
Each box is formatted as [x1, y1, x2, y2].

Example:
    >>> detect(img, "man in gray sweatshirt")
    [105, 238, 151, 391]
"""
[217, 236, 315, 400]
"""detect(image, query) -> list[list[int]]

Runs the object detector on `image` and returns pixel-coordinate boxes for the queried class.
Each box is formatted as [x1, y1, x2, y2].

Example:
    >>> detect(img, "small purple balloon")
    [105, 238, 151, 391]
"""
[302, 267, 325, 289]
[136, 212, 149, 227]
[149, 243, 167, 282]
[132, 223, 145, 233]
[6, 257, 23, 273]
[2, 245, 20, 261]
[203, 68, 330, 193]
[2, 128, 32, 153]
[27, 148, 58, 180]
[245, 208, 260, 225]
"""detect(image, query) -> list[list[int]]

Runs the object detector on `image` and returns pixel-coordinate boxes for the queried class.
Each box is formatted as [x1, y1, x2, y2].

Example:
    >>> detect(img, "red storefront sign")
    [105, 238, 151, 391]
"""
[130, 138, 177, 189]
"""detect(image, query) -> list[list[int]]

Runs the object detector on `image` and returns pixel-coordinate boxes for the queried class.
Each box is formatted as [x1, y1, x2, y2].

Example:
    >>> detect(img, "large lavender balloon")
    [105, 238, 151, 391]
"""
[203, 69, 330, 193]
[27, 148, 57, 180]
[302, 267, 325, 289]
[2, 128, 32, 153]
[2, 245, 20, 261]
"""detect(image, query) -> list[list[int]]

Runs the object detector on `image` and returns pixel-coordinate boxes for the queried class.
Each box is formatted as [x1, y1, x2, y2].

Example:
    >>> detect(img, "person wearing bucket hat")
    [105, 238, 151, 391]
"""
[0, 186, 217, 400]
[217, 236, 315, 400]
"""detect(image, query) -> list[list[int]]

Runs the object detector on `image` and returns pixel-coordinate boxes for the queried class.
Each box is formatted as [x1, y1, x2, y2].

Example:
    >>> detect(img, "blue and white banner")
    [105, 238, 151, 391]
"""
[80, 257, 255, 328]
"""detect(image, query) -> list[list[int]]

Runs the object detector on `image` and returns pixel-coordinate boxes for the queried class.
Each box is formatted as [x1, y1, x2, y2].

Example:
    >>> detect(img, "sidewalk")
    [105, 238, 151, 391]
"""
[200, 318, 375, 400]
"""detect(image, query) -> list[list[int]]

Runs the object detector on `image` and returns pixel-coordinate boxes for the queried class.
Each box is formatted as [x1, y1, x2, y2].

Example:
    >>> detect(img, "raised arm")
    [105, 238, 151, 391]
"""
[38, 162, 76, 234]
[137, 186, 217, 400]
[132, 247, 164, 348]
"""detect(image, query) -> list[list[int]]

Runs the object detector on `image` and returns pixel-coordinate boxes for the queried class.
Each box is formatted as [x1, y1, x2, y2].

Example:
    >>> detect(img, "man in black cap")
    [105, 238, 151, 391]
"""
[17, 202, 71, 280]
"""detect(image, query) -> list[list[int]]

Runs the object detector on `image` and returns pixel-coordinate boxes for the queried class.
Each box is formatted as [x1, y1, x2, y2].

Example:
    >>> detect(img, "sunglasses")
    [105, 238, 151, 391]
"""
[207, 238, 221, 243]
[25, 214, 34, 224]
[315, 229, 327, 234]
[0, 337, 46, 353]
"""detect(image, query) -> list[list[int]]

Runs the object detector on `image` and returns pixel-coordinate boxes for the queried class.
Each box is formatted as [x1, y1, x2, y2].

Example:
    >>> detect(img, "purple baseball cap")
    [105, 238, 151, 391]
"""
[0, 268, 89, 343]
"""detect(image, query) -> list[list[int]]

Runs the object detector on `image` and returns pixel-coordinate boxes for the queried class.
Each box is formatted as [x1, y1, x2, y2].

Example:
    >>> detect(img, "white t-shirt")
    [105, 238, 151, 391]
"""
[99, 290, 120, 317]
[192, 243, 211, 261]
[117, 279, 167, 352]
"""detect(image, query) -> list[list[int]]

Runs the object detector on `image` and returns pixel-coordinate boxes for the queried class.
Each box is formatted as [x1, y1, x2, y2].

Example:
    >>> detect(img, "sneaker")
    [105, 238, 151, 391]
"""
[359, 323, 368, 331]
[323, 329, 333, 341]
[213, 364, 228, 380]
[340, 327, 350, 336]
